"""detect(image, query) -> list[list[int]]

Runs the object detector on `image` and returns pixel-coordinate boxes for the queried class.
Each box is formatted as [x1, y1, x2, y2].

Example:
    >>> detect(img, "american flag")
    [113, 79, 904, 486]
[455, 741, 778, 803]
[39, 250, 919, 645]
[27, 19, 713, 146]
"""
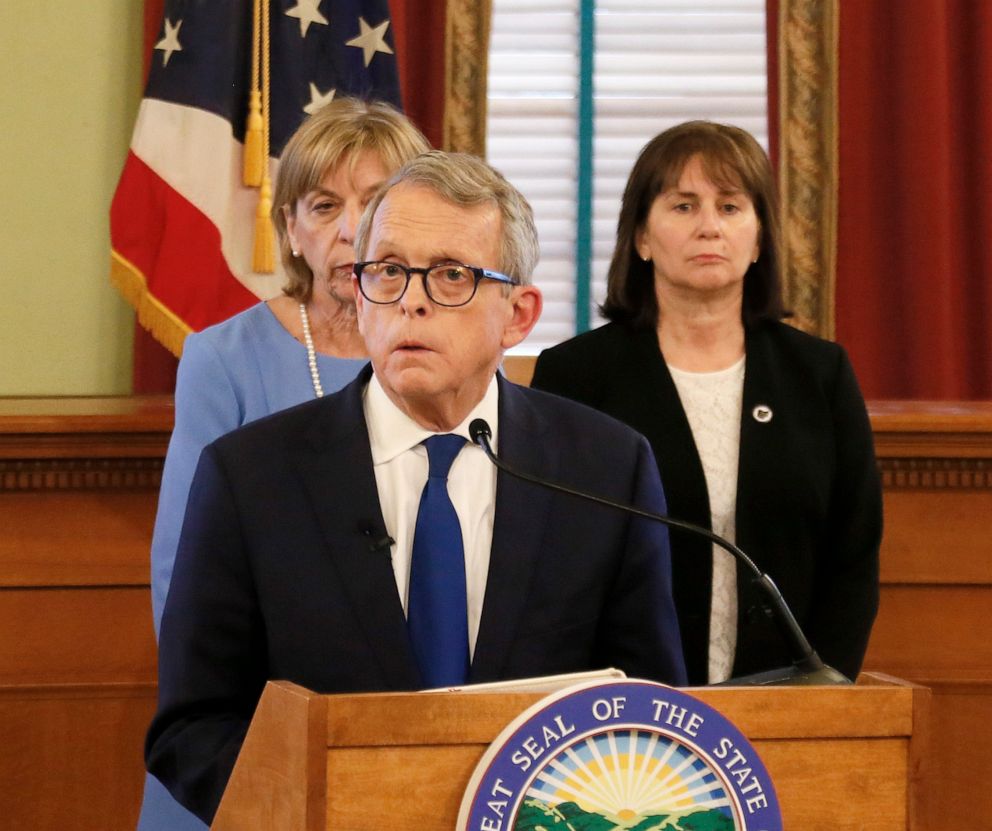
[110, 0, 402, 356]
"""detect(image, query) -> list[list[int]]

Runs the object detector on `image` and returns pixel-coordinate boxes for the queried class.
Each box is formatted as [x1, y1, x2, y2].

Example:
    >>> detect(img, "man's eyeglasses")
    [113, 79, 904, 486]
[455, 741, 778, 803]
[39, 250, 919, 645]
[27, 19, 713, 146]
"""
[354, 261, 519, 307]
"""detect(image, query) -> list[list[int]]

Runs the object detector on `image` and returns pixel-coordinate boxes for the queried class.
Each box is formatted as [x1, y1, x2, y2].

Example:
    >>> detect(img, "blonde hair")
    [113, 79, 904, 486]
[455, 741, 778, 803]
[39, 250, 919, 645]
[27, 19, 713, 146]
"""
[355, 151, 540, 285]
[272, 98, 430, 301]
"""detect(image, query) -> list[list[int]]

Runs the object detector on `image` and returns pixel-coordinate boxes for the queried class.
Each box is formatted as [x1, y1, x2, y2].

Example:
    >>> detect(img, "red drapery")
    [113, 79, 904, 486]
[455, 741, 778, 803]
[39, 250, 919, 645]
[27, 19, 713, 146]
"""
[392, 0, 446, 150]
[837, 1, 992, 399]
[132, 0, 444, 393]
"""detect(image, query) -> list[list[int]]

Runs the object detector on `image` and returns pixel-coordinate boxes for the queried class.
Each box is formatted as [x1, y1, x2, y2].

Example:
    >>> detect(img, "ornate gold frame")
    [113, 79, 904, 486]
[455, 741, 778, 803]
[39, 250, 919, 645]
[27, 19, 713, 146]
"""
[443, 0, 492, 155]
[777, 0, 839, 338]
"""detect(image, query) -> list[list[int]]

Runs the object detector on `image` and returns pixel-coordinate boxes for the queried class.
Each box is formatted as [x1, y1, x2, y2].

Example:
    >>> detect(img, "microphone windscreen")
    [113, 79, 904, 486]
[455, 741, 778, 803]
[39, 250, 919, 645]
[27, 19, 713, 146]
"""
[469, 418, 492, 445]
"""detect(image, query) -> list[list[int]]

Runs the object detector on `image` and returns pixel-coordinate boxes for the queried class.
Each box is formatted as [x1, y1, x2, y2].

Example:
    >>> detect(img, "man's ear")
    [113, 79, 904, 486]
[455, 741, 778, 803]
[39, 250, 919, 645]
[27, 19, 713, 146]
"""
[501, 285, 543, 350]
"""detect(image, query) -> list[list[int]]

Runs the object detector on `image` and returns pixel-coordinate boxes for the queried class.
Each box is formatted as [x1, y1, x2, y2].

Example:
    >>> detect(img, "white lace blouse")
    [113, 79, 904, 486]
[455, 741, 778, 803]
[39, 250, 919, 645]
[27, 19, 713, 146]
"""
[668, 356, 745, 683]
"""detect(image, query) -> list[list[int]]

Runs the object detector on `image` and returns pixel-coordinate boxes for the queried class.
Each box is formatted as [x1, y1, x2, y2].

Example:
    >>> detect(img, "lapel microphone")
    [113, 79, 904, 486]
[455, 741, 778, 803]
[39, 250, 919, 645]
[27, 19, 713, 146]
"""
[360, 522, 395, 555]
[468, 417, 849, 687]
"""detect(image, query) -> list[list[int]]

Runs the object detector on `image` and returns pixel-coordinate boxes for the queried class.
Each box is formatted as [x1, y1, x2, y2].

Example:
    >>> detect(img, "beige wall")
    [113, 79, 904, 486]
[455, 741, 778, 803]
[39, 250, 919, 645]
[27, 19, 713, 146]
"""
[0, 1, 143, 395]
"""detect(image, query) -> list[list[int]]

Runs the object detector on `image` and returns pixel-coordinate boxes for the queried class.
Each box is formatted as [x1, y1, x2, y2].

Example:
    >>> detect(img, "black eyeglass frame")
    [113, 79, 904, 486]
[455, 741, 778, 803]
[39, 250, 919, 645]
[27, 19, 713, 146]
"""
[353, 261, 520, 307]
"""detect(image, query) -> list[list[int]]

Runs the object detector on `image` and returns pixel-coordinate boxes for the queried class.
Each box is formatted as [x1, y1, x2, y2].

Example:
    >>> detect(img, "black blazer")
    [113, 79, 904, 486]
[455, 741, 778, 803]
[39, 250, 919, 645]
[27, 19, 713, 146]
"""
[147, 366, 686, 822]
[532, 320, 882, 685]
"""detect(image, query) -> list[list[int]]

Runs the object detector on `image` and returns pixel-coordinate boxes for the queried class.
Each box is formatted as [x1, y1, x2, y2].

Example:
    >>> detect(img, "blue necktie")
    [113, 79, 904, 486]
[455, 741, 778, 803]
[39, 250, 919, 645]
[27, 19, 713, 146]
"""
[407, 434, 470, 687]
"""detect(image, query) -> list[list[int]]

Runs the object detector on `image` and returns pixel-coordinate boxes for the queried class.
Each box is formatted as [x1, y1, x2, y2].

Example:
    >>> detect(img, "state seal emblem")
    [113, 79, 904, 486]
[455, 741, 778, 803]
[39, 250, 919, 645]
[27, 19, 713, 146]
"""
[458, 679, 782, 831]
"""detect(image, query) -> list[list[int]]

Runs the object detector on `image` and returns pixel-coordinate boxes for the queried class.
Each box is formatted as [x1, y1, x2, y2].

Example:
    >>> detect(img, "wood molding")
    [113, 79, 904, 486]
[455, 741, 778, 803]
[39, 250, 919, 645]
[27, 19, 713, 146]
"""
[871, 400, 992, 489]
[878, 458, 992, 490]
[0, 682, 157, 700]
[869, 400, 992, 459]
[777, 0, 839, 338]
[0, 395, 173, 433]
[0, 396, 171, 490]
[0, 395, 173, 464]
[0, 458, 163, 491]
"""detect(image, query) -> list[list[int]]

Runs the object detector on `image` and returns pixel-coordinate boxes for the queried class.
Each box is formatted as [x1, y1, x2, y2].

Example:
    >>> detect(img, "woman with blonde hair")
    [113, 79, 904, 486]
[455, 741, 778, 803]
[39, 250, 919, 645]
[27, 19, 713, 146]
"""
[138, 97, 429, 831]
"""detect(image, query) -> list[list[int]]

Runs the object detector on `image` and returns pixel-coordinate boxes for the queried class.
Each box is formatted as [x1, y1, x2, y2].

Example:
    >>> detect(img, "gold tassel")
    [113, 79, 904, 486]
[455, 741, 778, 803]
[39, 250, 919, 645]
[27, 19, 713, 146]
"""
[246, 0, 273, 272]
[243, 90, 264, 186]
[248, 0, 274, 273]
[252, 177, 275, 273]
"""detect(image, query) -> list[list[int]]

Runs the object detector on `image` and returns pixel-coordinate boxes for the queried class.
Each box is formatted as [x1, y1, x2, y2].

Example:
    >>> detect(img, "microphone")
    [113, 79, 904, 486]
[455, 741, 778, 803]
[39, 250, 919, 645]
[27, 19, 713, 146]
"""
[468, 418, 850, 687]
[360, 522, 395, 555]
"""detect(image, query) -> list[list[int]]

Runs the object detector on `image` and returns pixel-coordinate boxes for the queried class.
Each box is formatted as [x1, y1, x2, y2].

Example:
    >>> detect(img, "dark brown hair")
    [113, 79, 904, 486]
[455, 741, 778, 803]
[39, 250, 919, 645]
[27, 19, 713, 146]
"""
[601, 120, 786, 329]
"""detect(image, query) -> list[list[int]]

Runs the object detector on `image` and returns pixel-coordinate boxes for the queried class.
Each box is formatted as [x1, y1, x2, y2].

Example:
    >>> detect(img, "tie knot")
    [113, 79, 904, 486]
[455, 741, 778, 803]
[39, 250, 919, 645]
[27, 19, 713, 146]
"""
[423, 434, 465, 479]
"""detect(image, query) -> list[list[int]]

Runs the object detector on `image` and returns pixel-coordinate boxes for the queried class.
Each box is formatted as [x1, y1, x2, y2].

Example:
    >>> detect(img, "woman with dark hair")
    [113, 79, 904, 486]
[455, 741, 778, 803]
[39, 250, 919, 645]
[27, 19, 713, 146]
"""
[532, 121, 881, 686]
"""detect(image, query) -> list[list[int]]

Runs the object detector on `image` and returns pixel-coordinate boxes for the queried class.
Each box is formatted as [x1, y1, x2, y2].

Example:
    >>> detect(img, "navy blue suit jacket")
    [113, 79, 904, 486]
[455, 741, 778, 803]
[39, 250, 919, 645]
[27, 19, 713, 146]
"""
[147, 367, 686, 822]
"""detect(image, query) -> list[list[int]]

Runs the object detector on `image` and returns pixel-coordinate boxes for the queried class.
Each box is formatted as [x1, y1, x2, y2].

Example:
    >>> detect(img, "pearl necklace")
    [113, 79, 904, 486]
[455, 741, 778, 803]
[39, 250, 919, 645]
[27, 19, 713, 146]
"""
[299, 303, 324, 398]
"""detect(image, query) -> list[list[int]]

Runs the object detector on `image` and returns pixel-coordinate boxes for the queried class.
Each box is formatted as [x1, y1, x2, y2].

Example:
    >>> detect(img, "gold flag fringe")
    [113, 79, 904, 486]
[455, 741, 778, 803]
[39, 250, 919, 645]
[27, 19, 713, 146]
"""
[110, 250, 192, 358]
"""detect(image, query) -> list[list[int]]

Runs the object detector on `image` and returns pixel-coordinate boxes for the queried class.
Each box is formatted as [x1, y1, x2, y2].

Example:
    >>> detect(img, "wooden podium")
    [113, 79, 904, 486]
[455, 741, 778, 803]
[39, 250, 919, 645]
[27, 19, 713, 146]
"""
[211, 673, 928, 830]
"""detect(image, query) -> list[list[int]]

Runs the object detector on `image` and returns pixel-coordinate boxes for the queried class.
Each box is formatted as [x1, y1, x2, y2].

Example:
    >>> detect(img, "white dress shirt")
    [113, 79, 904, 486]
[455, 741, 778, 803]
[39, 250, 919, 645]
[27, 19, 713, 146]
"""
[362, 374, 500, 658]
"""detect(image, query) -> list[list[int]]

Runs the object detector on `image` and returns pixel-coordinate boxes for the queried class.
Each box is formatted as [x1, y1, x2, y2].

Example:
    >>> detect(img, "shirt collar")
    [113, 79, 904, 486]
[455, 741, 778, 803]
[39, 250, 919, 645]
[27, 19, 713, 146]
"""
[363, 373, 500, 465]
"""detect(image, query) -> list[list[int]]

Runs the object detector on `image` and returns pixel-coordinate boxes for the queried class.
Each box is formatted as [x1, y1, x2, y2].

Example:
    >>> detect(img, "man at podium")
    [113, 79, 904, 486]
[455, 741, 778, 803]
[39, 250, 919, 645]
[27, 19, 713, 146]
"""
[146, 151, 687, 823]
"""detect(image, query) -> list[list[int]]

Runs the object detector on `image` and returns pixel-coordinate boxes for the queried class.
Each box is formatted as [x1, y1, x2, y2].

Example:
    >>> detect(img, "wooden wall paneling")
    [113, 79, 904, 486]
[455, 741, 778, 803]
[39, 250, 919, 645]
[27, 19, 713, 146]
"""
[0, 587, 156, 685]
[0, 396, 170, 831]
[868, 585, 992, 680]
[2, 395, 990, 828]
[866, 400, 992, 828]
[0, 685, 157, 831]
[502, 354, 536, 387]
[881, 489, 992, 583]
[0, 491, 157, 586]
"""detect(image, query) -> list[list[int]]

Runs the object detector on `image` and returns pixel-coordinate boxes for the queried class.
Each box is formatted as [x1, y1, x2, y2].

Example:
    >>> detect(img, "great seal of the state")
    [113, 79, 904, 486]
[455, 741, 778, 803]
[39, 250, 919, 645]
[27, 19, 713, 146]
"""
[458, 679, 782, 831]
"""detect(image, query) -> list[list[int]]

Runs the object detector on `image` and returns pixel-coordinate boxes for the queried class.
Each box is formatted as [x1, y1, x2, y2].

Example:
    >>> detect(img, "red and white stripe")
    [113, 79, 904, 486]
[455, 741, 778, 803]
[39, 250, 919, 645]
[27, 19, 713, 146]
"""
[111, 98, 284, 333]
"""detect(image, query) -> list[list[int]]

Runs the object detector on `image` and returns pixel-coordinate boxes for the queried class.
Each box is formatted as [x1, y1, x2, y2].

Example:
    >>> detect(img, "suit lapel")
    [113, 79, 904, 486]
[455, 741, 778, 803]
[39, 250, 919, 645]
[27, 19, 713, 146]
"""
[623, 328, 713, 683]
[737, 323, 783, 573]
[470, 378, 557, 682]
[290, 368, 421, 689]
[624, 328, 711, 528]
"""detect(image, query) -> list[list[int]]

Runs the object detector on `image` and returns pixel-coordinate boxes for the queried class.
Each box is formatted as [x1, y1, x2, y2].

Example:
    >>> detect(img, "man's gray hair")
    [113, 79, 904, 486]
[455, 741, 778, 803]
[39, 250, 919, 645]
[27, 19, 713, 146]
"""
[355, 151, 540, 285]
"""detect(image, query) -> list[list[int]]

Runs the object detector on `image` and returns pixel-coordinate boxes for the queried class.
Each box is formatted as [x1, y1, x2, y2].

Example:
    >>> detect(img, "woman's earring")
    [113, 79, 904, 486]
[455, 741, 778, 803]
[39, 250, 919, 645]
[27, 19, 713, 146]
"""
[292, 249, 300, 257]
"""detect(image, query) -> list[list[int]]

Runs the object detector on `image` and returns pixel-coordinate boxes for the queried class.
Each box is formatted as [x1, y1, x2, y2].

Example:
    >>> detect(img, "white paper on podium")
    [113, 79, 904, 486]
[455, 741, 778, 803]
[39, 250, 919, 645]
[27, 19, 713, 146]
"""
[420, 667, 627, 695]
